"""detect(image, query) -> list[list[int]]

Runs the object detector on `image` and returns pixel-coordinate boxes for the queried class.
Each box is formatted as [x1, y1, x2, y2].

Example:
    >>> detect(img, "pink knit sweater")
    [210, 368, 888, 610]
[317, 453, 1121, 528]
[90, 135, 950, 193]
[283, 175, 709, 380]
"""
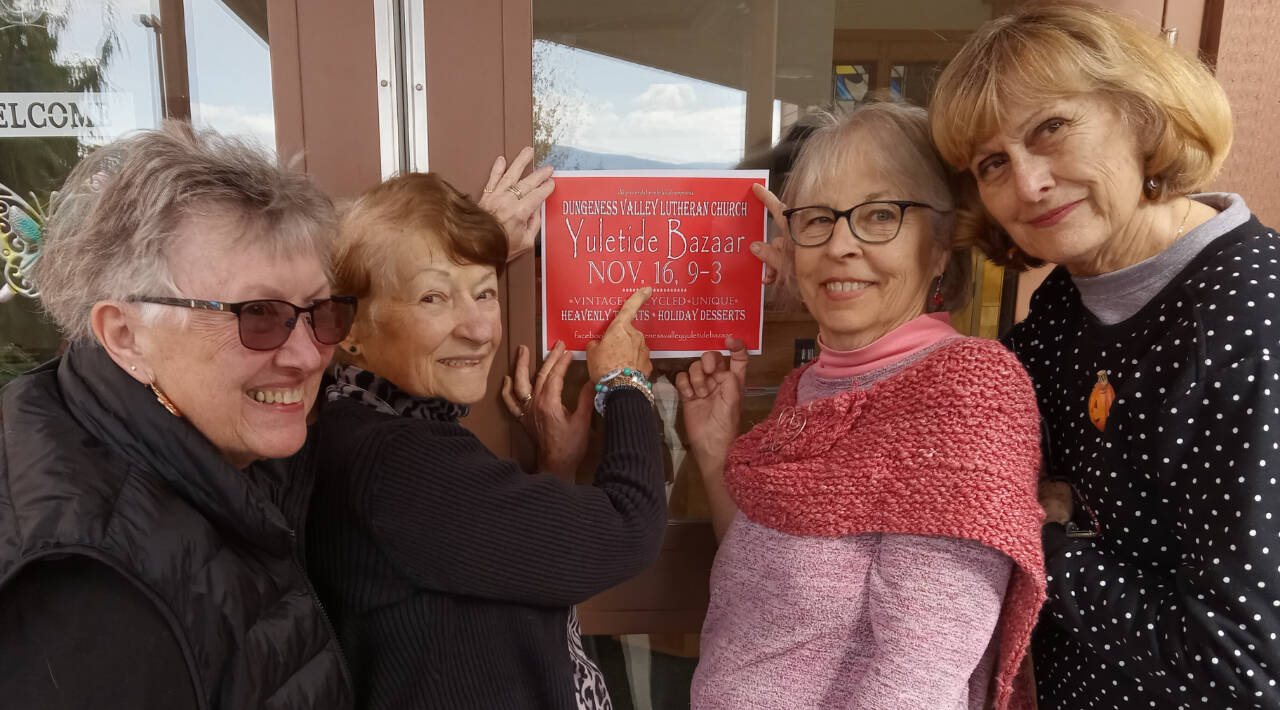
[692, 318, 1045, 710]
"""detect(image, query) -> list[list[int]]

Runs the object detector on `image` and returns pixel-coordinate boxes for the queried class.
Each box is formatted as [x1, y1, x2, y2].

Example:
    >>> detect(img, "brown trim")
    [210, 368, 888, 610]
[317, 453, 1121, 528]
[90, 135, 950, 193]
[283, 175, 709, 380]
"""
[501, 0, 538, 466]
[832, 29, 972, 66]
[1198, 0, 1225, 70]
[832, 29, 974, 42]
[157, 0, 191, 120]
[578, 520, 717, 635]
[222, 0, 270, 43]
[744, 0, 778, 157]
[267, 0, 306, 167]
[295, 4, 382, 200]
[265, 0, 382, 199]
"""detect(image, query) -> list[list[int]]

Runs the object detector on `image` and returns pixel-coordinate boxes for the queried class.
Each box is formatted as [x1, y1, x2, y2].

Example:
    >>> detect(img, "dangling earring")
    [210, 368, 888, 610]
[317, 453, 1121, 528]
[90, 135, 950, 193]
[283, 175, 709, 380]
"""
[931, 275, 945, 310]
[1143, 176, 1160, 200]
[149, 380, 182, 418]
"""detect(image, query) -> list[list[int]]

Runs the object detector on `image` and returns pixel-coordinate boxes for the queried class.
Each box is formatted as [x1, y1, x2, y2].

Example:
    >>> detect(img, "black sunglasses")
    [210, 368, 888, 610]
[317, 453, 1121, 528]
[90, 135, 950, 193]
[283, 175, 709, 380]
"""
[128, 296, 358, 351]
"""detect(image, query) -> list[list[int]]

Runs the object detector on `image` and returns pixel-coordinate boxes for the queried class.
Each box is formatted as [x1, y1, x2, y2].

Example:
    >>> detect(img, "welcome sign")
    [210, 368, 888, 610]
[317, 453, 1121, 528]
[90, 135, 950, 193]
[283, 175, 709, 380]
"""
[541, 170, 768, 358]
[0, 92, 133, 139]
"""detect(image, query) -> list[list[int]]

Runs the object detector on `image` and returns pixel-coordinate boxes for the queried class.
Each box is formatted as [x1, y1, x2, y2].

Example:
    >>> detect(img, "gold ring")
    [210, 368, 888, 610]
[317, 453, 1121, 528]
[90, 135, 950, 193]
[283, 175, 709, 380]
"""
[507, 184, 524, 200]
[483, 186, 495, 193]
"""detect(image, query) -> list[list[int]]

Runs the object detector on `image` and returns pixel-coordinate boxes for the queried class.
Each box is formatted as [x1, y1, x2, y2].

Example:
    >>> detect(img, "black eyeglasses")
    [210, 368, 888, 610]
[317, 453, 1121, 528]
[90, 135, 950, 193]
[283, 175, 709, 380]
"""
[782, 200, 940, 246]
[128, 296, 358, 351]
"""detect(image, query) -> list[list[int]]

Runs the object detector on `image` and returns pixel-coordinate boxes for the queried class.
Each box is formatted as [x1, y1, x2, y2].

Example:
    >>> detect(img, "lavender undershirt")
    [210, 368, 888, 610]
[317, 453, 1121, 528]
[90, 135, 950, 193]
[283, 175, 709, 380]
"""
[691, 313, 1015, 710]
[1075, 193, 1249, 325]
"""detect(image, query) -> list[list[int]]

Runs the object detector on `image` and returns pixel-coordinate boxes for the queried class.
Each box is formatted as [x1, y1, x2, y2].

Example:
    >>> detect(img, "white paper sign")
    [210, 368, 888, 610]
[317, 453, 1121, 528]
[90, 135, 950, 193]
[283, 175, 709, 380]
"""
[0, 92, 134, 139]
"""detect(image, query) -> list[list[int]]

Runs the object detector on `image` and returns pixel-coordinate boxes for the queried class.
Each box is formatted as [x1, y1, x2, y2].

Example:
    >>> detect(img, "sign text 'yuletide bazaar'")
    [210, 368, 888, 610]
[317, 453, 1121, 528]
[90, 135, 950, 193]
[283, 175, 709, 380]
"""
[541, 170, 767, 358]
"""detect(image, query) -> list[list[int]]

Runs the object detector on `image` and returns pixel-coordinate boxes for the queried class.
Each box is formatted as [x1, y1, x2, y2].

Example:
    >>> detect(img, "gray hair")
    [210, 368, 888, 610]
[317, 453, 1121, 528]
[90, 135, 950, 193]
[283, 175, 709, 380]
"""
[32, 121, 337, 343]
[778, 101, 974, 312]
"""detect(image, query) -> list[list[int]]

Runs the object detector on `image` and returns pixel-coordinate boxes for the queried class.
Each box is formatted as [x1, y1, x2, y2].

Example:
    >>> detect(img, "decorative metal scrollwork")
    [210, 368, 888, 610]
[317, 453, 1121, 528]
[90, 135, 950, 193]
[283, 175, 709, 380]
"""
[0, 183, 47, 300]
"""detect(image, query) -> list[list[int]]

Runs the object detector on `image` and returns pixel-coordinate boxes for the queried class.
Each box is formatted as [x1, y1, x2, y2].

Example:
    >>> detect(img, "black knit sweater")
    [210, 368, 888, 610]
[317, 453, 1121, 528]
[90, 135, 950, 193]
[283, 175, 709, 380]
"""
[1004, 216, 1280, 709]
[306, 386, 665, 710]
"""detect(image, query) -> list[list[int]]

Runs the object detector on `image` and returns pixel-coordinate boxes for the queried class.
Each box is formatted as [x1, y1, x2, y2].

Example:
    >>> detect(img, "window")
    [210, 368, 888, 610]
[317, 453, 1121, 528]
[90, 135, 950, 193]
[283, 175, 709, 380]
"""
[0, 0, 275, 383]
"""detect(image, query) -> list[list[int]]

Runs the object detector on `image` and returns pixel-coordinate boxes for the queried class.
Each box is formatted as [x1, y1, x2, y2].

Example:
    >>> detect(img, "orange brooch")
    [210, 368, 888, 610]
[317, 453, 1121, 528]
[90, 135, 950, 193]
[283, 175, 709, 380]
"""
[1088, 370, 1115, 432]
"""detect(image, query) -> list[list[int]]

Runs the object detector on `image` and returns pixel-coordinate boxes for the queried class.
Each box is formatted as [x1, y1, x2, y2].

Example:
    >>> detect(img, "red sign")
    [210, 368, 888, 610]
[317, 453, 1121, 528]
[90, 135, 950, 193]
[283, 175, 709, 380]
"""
[541, 170, 768, 358]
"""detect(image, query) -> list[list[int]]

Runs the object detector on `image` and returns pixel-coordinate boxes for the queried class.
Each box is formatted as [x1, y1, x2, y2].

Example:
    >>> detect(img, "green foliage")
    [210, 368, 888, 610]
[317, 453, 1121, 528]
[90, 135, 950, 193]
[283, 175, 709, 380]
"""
[0, 6, 118, 199]
[532, 40, 579, 167]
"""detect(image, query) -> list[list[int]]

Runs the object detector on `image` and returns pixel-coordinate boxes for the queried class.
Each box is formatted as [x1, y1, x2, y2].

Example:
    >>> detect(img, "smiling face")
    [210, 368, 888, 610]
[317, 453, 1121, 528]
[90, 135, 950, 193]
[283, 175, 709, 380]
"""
[969, 93, 1147, 273]
[139, 213, 334, 468]
[792, 156, 946, 351]
[353, 235, 501, 404]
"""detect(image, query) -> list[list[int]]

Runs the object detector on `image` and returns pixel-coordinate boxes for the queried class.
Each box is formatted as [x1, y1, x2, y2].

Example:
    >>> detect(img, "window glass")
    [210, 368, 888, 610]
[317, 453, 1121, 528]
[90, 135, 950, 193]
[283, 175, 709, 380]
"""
[532, 2, 1009, 706]
[0, 0, 273, 384]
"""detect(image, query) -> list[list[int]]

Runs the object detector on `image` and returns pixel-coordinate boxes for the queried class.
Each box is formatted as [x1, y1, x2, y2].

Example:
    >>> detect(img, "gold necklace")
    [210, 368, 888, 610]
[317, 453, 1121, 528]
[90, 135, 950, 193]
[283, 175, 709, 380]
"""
[1173, 196, 1192, 241]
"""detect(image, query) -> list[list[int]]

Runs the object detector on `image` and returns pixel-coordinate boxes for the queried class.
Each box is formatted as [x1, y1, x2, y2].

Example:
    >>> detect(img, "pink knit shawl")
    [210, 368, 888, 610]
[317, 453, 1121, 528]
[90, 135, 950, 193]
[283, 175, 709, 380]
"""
[725, 337, 1046, 710]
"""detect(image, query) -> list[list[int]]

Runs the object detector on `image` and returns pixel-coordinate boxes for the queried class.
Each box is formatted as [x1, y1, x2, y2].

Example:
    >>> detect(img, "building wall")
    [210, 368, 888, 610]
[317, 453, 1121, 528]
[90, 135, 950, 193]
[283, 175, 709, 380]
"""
[1210, 1, 1280, 225]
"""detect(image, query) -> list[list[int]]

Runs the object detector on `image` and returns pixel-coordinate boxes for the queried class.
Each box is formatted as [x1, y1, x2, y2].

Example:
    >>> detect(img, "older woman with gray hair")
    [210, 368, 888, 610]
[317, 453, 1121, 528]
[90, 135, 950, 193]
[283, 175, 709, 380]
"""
[682, 102, 1046, 710]
[0, 122, 355, 709]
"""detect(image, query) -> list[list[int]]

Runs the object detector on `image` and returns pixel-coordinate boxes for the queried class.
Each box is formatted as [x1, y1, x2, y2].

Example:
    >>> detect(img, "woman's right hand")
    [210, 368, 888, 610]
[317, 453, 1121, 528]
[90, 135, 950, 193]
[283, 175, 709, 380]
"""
[750, 183, 788, 286]
[478, 146, 555, 262]
[586, 287, 652, 380]
[676, 337, 748, 464]
[502, 341, 593, 479]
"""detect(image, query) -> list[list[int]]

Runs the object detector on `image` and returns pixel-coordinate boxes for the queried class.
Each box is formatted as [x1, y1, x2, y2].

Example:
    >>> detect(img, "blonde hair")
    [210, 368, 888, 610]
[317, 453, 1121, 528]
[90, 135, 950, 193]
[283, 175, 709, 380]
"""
[778, 101, 975, 311]
[33, 121, 336, 343]
[930, 1, 1232, 199]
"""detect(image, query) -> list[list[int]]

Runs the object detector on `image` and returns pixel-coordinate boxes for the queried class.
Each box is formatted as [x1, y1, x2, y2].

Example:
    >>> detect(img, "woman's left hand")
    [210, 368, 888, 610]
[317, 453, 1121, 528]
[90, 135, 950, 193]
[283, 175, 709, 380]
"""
[502, 341, 592, 478]
[478, 146, 555, 262]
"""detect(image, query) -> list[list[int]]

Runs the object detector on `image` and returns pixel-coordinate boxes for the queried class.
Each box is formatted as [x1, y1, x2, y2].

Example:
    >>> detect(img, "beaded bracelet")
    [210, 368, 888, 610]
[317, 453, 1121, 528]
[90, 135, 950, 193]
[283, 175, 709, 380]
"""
[593, 367, 655, 415]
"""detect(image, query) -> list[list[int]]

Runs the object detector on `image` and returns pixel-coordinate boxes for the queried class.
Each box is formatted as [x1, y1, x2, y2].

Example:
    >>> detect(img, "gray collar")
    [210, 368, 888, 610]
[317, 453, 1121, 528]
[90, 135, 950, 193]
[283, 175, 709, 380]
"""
[1073, 193, 1250, 325]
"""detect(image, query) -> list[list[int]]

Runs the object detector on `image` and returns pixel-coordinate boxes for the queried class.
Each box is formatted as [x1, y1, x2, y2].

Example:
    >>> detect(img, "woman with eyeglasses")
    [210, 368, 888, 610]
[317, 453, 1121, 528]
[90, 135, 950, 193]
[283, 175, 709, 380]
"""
[304, 172, 666, 710]
[679, 102, 1046, 710]
[0, 123, 356, 709]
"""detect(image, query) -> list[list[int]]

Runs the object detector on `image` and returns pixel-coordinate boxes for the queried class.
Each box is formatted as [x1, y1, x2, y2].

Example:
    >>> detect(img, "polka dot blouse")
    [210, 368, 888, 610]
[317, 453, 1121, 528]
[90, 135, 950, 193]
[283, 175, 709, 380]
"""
[1004, 216, 1280, 709]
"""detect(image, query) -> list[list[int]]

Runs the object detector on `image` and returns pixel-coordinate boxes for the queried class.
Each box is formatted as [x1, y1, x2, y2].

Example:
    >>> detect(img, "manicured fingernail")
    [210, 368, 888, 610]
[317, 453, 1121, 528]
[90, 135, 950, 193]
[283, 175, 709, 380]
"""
[749, 242, 763, 254]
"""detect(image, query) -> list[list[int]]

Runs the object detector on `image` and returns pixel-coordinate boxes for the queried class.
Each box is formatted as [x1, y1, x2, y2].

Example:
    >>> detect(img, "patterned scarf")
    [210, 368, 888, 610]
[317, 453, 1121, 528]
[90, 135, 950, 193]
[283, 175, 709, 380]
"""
[326, 363, 469, 421]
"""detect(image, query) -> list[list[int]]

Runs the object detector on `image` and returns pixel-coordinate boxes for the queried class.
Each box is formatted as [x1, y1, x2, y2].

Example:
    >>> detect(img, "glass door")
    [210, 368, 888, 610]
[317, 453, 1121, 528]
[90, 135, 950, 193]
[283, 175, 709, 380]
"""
[0, 0, 278, 383]
[529, 1, 1011, 706]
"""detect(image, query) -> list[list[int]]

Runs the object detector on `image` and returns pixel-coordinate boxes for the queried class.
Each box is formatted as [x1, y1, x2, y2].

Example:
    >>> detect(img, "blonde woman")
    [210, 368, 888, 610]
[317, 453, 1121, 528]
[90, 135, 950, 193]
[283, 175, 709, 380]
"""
[930, 3, 1280, 707]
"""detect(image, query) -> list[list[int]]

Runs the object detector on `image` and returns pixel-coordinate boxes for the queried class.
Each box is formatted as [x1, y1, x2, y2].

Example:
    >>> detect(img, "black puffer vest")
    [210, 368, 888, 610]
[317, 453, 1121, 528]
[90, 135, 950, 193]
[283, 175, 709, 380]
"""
[0, 345, 352, 710]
